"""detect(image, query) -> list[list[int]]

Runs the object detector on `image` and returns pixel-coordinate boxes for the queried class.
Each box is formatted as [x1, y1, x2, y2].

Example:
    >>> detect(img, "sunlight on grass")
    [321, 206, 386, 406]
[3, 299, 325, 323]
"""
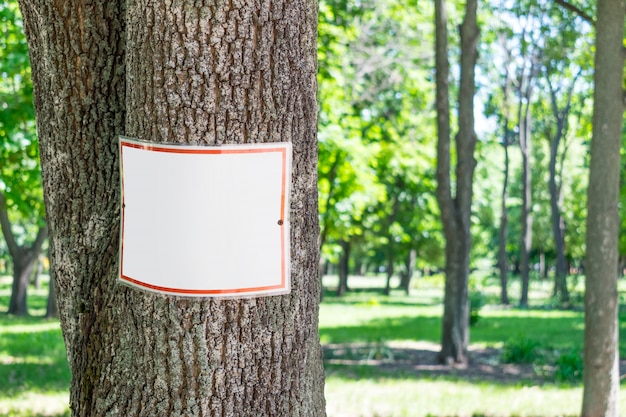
[0, 392, 69, 417]
[0, 320, 61, 334]
[325, 377, 626, 417]
[0, 276, 71, 417]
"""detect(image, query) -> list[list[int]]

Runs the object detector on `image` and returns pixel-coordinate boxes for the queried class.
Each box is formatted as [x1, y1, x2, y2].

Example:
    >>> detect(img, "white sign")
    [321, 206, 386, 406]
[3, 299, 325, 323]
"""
[119, 137, 292, 297]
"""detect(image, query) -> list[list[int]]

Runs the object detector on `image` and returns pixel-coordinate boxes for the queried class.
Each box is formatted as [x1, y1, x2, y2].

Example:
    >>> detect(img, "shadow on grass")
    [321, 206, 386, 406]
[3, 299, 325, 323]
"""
[323, 341, 544, 385]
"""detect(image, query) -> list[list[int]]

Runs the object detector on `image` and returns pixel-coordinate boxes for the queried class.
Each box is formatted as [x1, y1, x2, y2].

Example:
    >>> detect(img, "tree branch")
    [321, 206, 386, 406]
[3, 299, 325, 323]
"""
[31, 225, 48, 258]
[554, 0, 595, 25]
[0, 192, 21, 258]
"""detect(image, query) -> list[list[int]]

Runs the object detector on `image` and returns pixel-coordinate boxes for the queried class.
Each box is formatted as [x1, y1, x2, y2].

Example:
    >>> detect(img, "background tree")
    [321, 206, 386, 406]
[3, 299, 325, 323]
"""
[0, 0, 47, 316]
[318, 0, 441, 291]
[0, 194, 46, 315]
[434, 0, 479, 365]
[18, 1, 326, 415]
[536, 4, 592, 303]
[582, 0, 624, 414]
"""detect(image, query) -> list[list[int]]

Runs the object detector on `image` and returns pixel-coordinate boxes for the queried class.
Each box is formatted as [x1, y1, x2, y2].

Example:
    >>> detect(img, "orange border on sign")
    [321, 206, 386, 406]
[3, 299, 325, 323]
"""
[118, 138, 290, 296]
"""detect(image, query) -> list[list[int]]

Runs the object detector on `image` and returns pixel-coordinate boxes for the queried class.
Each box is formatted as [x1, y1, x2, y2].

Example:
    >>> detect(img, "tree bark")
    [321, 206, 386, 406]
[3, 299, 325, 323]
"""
[581, 0, 624, 415]
[434, 0, 478, 365]
[19, 1, 325, 415]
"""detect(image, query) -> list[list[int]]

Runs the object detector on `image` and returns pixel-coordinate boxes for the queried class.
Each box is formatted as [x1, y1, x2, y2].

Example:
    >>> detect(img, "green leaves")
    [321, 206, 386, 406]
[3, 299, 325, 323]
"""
[0, 1, 44, 240]
[318, 0, 443, 272]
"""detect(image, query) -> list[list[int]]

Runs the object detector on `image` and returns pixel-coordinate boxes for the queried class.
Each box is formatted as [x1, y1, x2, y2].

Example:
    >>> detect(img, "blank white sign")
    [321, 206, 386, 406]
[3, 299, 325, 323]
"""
[119, 137, 291, 297]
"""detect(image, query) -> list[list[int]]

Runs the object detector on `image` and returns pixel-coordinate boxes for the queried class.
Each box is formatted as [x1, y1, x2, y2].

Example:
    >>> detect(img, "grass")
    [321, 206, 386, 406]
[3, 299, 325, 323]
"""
[321, 273, 626, 417]
[0, 276, 70, 417]
[1, 272, 626, 416]
[325, 378, 587, 417]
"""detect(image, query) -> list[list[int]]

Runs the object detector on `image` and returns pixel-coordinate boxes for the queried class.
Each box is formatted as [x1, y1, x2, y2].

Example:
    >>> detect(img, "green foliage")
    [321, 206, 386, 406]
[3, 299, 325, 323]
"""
[469, 290, 485, 327]
[0, 1, 45, 251]
[501, 337, 541, 364]
[500, 338, 583, 384]
[553, 348, 583, 384]
[318, 0, 444, 275]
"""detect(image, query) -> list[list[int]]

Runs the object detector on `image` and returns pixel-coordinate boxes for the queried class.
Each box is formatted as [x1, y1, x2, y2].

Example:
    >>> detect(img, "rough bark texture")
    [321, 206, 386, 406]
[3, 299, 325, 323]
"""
[434, 0, 478, 365]
[0, 192, 48, 316]
[581, 0, 624, 415]
[18, 0, 325, 415]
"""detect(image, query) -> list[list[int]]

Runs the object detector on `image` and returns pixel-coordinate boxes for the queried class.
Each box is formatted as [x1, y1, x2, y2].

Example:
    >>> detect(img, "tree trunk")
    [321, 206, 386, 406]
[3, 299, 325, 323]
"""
[32, 254, 43, 290]
[0, 193, 48, 316]
[434, 0, 478, 365]
[538, 250, 546, 279]
[46, 270, 59, 319]
[8, 256, 35, 316]
[383, 254, 394, 296]
[519, 88, 533, 308]
[549, 146, 569, 304]
[337, 240, 350, 297]
[498, 124, 511, 305]
[546, 72, 579, 306]
[581, 0, 624, 415]
[19, 1, 326, 415]
[399, 249, 416, 295]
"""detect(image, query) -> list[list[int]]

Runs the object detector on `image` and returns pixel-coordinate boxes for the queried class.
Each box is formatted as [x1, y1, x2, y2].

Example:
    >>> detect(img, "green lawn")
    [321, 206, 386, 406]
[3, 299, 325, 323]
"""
[0, 277, 70, 417]
[320, 274, 626, 417]
[1, 273, 626, 416]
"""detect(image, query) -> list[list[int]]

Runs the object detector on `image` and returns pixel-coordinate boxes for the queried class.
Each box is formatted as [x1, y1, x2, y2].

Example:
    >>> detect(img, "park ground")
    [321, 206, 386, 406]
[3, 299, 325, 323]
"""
[2, 273, 626, 417]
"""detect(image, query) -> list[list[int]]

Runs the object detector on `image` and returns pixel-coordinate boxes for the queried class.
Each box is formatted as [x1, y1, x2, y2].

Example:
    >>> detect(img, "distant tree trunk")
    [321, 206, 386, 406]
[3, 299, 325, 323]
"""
[519, 86, 533, 308]
[538, 250, 546, 279]
[545, 72, 579, 306]
[383, 197, 400, 296]
[434, 0, 479, 365]
[550, 198, 569, 303]
[0, 193, 48, 316]
[581, 0, 624, 415]
[46, 271, 58, 319]
[497, 41, 514, 306]
[32, 255, 43, 289]
[337, 240, 351, 297]
[498, 140, 510, 306]
[19, 0, 326, 415]
[399, 249, 417, 295]
[9, 256, 35, 316]
[549, 143, 568, 303]
[383, 253, 394, 296]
